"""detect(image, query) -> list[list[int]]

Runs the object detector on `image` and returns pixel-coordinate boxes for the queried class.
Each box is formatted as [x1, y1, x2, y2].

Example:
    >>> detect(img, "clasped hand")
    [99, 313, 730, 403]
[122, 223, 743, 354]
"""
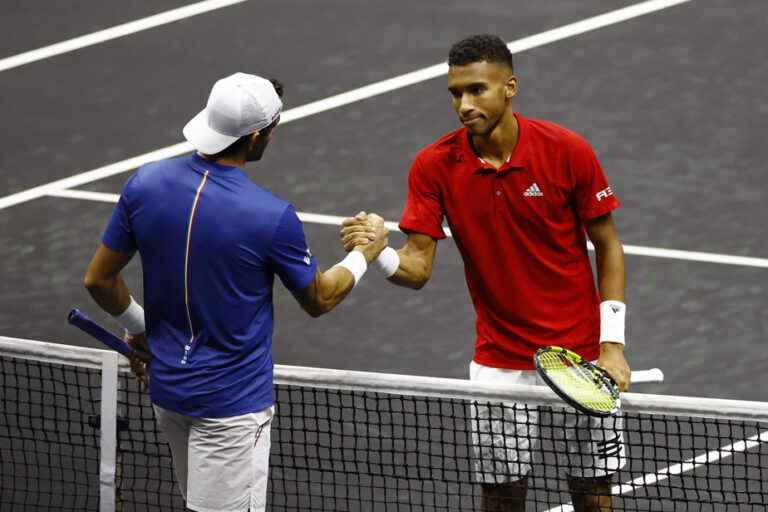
[339, 211, 389, 263]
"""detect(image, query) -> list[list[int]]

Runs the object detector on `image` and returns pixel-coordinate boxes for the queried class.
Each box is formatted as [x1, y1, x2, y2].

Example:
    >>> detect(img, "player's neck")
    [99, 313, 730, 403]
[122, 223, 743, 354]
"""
[471, 110, 518, 168]
[198, 152, 247, 168]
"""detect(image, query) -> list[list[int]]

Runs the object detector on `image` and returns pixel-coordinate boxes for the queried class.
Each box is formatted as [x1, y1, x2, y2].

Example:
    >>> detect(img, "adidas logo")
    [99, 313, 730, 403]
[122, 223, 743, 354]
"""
[523, 182, 544, 197]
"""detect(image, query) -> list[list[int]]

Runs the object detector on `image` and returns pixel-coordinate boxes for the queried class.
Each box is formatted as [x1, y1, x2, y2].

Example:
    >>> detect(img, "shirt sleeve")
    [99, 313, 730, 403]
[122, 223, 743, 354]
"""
[570, 138, 620, 221]
[398, 155, 447, 240]
[102, 174, 138, 253]
[269, 205, 318, 292]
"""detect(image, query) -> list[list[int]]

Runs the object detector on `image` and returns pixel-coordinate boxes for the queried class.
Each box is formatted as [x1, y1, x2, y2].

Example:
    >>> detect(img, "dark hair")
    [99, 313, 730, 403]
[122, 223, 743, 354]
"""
[268, 77, 284, 99]
[209, 77, 284, 159]
[448, 34, 513, 71]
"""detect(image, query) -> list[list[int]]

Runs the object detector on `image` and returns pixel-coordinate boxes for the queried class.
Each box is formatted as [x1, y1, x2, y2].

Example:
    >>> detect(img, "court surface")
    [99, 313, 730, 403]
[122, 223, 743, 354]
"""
[1, 0, 766, 403]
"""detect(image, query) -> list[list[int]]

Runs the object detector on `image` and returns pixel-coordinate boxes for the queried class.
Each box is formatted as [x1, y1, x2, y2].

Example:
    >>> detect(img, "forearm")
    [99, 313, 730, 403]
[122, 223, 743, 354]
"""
[316, 266, 357, 313]
[587, 215, 630, 387]
[339, 220, 434, 289]
[84, 272, 132, 316]
[387, 246, 433, 289]
[594, 239, 628, 355]
[594, 239, 625, 302]
[298, 266, 356, 317]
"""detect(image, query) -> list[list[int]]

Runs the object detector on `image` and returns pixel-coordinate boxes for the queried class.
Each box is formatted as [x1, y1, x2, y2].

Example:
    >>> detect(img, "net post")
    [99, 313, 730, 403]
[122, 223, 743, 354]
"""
[99, 350, 119, 512]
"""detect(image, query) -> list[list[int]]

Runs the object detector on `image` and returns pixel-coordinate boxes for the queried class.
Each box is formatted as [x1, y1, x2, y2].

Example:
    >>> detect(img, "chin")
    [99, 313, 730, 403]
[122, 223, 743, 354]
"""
[467, 125, 488, 136]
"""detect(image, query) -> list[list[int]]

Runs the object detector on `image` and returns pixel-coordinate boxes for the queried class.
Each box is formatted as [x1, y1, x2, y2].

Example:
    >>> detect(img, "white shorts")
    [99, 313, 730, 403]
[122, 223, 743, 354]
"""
[469, 360, 626, 484]
[153, 404, 274, 512]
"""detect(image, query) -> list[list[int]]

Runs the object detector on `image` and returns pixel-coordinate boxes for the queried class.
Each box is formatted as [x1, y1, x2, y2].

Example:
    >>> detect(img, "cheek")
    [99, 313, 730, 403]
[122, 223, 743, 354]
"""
[487, 91, 508, 115]
[476, 97, 499, 118]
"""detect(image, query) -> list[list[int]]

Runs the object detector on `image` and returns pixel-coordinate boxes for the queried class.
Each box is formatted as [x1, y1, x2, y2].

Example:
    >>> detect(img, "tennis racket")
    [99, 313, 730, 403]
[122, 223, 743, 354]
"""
[68, 308, 151, 363]
[534, 346, 663, 416]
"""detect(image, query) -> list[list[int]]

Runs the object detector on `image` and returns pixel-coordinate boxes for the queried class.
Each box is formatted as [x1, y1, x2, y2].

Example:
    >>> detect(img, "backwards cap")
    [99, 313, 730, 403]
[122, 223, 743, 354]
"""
[183, 72, 282, 154]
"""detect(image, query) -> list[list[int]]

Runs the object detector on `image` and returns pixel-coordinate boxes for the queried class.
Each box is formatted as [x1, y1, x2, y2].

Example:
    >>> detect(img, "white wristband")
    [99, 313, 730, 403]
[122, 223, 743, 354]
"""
[333, 251, 368, 287]
[375, 247, 400, 277]
[115, 296, 146, 335]
[599, 300, 626, 345]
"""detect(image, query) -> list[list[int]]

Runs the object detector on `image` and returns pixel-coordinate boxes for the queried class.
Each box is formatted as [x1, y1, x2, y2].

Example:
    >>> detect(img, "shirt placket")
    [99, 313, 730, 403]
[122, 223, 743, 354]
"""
[493, 170, 511, 233]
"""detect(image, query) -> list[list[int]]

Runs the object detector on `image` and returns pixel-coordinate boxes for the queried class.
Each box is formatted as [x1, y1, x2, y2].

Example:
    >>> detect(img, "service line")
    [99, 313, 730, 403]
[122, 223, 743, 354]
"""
[46, 188, 768, 269]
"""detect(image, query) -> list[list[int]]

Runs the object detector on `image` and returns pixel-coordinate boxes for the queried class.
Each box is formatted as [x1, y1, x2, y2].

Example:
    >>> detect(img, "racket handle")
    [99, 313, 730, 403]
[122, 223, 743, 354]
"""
[68, 308, 151, 363]
[630, 368, 664, 383]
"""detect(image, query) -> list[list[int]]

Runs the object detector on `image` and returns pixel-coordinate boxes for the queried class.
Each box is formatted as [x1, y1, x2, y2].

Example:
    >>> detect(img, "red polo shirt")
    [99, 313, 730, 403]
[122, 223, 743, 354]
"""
[400, 113, 620, 369]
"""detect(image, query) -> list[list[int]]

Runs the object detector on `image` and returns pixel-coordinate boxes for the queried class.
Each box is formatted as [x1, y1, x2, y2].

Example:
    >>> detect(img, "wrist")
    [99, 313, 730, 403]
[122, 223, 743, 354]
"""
[333, 251, 368, 286]
[374, 247, 400, 277]
[114, 296, 146, 335]
[600, 341, 624, 352]
[353, 244, 376, 264]
[599, 300, 626, 346]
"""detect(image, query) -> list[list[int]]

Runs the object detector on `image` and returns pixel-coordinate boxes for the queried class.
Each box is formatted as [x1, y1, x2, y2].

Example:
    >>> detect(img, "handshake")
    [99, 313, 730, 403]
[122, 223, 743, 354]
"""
[339, 211, 390, 265]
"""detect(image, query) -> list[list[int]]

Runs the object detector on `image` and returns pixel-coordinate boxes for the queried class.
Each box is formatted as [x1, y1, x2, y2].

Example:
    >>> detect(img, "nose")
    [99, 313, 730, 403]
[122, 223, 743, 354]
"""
[458, 94, 475, 117]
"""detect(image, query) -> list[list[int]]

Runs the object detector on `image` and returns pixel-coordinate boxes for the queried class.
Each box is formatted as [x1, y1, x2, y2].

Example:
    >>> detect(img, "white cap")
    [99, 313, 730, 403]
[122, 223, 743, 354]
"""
[183, 72, 283, 155]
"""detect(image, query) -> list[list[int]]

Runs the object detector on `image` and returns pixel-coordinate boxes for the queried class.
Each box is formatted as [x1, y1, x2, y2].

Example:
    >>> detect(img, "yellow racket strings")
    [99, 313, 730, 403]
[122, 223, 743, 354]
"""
[538, 351, 615, 412]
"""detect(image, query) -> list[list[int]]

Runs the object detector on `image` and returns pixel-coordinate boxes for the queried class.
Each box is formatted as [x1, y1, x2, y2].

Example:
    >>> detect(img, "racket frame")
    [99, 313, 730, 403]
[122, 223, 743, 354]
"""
[68, 308, 151, 363]
[534, 346, 620, 417]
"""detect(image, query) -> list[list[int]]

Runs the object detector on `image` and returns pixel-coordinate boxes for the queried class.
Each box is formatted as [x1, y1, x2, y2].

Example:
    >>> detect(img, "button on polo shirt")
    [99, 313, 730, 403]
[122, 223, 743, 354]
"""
[400, 113, 620, 369]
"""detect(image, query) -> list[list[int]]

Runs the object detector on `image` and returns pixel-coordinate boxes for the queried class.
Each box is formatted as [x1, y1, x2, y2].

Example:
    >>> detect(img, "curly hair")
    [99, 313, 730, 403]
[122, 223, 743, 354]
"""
[448, 34, 513, 71]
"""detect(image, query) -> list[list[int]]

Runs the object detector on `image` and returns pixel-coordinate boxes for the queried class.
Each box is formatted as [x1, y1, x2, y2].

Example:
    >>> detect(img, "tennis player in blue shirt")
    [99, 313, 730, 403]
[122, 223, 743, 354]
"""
[83, 72, 387, 512]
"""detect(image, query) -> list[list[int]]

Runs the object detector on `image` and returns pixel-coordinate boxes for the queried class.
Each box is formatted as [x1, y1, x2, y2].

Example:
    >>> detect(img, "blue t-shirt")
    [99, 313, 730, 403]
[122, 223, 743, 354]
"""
[102, 153, 318, 417]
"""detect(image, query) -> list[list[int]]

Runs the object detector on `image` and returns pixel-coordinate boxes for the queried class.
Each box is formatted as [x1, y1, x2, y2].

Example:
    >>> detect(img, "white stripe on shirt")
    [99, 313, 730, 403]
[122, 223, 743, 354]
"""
[181, 170, 209, 364]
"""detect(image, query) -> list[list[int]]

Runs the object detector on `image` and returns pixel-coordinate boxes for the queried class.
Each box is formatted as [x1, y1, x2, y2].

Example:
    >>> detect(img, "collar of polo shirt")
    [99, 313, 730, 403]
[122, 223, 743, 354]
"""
[455, 112, 531, 174]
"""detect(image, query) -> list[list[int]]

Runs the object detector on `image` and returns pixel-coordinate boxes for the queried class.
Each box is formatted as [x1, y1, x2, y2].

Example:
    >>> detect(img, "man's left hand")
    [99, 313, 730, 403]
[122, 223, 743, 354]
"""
[597, 342, 630, 392]
[340, 211, 376, 252]
[125, 332, 149, 390]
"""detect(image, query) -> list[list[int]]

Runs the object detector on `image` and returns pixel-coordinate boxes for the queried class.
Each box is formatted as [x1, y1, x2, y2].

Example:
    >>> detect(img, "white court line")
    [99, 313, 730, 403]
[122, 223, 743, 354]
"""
[45, 189, 768, 269]
[0, 0, 692, 212]
[544, 430, 768, 512]
[0, 142, 192, 212]
[0, 0, 248, 73]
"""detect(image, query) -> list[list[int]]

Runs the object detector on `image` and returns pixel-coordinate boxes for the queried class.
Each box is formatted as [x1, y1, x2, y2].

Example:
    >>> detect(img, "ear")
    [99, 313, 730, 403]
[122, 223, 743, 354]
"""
[505, 75, 518, 99]
[247, 132, 260, 150]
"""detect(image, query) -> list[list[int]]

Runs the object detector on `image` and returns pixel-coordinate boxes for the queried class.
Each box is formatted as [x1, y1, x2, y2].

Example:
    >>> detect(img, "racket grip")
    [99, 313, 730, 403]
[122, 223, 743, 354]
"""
[68, 308, 151, 363]
[630, 368, 664, 383]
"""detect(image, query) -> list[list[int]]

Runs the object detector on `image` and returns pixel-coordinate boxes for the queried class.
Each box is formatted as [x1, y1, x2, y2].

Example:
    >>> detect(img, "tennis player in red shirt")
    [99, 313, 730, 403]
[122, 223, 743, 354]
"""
[341, 34, 630, 511]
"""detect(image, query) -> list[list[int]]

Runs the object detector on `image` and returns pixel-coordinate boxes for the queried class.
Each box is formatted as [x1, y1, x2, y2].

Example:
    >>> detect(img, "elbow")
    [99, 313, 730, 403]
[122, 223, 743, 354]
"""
[388, 272, 431, 290]
[303, 300, 333, 318]
[408, 277, 429, 290]
[403, 266, 432, 290]
[305, 306, 325, 318]
[83, 273, 101, 293]
[83, 271, 111, 296]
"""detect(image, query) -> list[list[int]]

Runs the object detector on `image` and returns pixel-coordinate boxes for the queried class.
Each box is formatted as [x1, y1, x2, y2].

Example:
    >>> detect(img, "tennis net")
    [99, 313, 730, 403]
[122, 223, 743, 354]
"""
[1, 336, 766, 511]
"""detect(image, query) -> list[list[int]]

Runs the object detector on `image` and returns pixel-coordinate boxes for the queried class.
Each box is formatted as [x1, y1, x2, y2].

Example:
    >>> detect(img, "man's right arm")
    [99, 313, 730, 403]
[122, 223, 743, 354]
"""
[385, 233, 437, 290]
[291, 263, 358, 317]
[338, 153, 442, 290]
[340, 217, 437, 290]
[292, 216, 389, 317]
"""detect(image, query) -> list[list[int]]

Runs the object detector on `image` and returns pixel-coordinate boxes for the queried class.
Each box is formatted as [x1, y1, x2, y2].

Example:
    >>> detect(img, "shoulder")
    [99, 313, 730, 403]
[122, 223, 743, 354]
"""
[414, 128, 465, 167]
[522, 116, 593, 153]
[128, 155, 190, 190]
[242, 180, 291, 213]
[238, 181, 296, 229]
[141, 154, 191, 175]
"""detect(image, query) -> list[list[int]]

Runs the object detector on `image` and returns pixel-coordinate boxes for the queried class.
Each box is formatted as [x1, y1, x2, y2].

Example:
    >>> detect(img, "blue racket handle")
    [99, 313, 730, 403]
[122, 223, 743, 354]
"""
[67, 308, 151, 363]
